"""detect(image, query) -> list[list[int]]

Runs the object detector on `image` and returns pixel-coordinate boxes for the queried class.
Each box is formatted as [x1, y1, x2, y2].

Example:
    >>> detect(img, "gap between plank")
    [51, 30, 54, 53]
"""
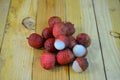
[0, 0, 11, 54]
[91, 0, 108, 80]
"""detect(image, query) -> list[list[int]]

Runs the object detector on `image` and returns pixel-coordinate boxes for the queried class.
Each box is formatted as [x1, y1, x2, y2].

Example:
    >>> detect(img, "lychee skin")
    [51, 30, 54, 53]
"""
[53, 22, 66, 38]
[65, 22, 75, 36]
[42, 28, 54, 39]
[72, 57, 88, 72]
[44, 38, 57, 52]
[56, 49, 75, 65]
[68, 36, 77, 49]
[76, 33, 91, 47]
[28, 33, 44, 48]
[48, 16, 61, 31]
[40, 52, 56, 70]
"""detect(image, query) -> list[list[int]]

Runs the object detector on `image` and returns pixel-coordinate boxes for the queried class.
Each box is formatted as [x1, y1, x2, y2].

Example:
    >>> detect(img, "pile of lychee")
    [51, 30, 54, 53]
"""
[27, 16, 91, 73]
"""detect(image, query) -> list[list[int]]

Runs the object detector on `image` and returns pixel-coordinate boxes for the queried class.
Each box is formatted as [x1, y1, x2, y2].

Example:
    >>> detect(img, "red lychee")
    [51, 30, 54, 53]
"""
[48, 16, 61, 31]
[28, 33, 44, 48]
[42, 27, 54, 39]
[53, 22, 66, 38]
[40, 52, 56, 70]
[68, 36, 77, 49]
[44, 38, 57, 52]
[65, 22, 75, 36]
[76, 33, 91, 47]
[56, 49, 75, 65]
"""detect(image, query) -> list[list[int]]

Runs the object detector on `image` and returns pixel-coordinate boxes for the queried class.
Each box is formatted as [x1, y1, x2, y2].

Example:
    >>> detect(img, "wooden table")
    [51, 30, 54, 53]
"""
[0, 0, 120, 80]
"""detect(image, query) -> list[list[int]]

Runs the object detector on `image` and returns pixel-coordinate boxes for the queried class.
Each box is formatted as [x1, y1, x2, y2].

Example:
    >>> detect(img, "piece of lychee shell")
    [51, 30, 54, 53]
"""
[76, 33, 91, 47]
[42, 27, 54, 39]
[28, 33, 44, 48]
[56, 49, 75, 65]
[54, 35, 70, 50]
[48, 16, 61, 31]
[72, 57, 88, 72]
[40, 52, 56, 70]
[44, 38, 57, 52]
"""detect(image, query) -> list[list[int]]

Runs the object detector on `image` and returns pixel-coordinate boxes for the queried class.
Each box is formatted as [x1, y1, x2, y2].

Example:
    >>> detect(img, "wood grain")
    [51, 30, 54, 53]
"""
[0, 0, 38, 80]
[0, 0, 10, 50]
[66, 0, 106, 80]
[93, 0, 120, 80]
[33, 0, 69, 80]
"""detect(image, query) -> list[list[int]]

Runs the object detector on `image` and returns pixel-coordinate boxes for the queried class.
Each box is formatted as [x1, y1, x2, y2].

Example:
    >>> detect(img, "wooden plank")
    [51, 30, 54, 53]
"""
[93, 0, 120, 80]
[0, 0, 10, 49]
[32, 0, 69, 80]
[66, 0, 106, 80]
[0, 0, 38, 80]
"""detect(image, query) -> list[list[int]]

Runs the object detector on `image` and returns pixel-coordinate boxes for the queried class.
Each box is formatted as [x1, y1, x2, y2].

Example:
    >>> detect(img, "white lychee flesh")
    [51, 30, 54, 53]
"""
[73, 44, 86, 57]
[54, 39, 65, 50]
[72, 60, 83, 72]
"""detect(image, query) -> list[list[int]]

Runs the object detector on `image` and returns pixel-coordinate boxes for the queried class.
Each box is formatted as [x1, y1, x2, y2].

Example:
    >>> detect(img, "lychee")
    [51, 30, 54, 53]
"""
[53, 22, 66, 38]
[76, 33, 91, 47]
[68, 36, 77, 49]
[42, 27, 54, 39]
[54, 35, 70, 50]
[40, 52, 56, 70]
[44, 38, 57, 52]
[72, 57, 88, 72]
[48, 16, 61, 31]
[73, 44, 87, 57]
[65, 22, 75, 36]
[56, 49, 75, 65]
[28, 33, 44, 48]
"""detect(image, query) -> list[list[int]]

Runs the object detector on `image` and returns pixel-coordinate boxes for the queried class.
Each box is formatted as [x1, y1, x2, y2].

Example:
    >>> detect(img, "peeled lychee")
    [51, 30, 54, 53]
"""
[54, 35, 70, 50]
[48, 16, 61, 31]
[28, 33, 44, 48]
[73, 44, 87, 57]
[68, 36, 77, 49]
[56, 49, 75, 65]
[44, 38, 57, 52]
[42, 27, 54, 39]
[72, 57, 88, 72]
[40, 52, 56, 70]
[65, 22, 75, 36]
[76, 33, 91, 47]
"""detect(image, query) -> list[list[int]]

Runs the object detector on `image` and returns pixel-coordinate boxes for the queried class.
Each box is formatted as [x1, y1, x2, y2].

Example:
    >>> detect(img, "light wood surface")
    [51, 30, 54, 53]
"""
[0, 0, 120, 80]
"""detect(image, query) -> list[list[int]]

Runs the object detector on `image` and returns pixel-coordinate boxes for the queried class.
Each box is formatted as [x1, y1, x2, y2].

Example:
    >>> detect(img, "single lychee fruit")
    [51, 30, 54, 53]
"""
[28, 33, 44, 48]
[65, 22, 75, 36]
[53, 22, 66, 38]
[42, 27, 54, 39]
[76, 33, 91, 47]
[72, 57, 88, 72]
[56, 49, 75, 65]
[73, 44, 87, 57]
[48, 16, 61, 31]
[68, 36, 77, 49]
[54, 35, 70, 50]
[44, 38, 57, 52]
[40, 52, 56, 70]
